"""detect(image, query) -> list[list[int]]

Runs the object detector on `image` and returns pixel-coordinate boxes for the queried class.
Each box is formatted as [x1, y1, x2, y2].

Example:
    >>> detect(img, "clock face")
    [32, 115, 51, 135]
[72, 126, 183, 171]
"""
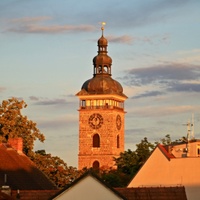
[116, 114, 122, 130]
[89, 113, 103, 129]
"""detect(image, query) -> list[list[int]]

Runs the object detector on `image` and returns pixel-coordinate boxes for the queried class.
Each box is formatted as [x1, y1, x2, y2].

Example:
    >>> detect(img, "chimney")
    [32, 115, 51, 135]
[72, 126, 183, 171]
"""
[8, 138, 23, 153]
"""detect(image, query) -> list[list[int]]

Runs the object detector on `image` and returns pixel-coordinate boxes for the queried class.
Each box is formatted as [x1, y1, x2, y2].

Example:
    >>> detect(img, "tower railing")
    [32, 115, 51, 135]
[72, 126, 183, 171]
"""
[80, 105, 123, 110]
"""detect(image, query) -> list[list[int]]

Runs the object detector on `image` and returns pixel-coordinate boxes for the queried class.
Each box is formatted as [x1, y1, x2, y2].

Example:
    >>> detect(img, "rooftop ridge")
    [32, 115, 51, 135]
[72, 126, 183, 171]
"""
[158, 144, 175, 160]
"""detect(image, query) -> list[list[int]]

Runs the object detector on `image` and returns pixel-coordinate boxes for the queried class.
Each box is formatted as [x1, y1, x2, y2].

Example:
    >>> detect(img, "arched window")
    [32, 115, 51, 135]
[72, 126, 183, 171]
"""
[117, 135, 120, 148]
[93, 161, 100, 169]
[98, 65, 102, 73]
[103, 66, 108, 73]
[93, 134, 100, 147]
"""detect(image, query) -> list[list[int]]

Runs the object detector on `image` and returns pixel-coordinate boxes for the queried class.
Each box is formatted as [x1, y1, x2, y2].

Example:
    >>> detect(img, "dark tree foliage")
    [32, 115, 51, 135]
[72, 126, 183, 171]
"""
[100, 137, 156, 187]
[99, 168, 130, 187]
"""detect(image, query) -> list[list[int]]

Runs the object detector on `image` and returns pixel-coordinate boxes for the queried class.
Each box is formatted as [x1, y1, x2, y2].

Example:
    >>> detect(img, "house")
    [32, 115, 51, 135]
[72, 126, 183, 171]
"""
[128, 140, 200, 200]
[50, 171, 127, 200]
[0, 138, 58, 200]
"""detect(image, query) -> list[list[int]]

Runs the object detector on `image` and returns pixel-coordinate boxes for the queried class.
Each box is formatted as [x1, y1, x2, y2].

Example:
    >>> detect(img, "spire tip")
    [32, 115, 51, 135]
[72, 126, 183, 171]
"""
[101, 22, 106, 35]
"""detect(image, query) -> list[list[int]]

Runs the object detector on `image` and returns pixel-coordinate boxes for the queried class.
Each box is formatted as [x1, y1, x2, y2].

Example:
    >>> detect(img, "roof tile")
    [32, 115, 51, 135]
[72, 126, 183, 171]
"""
[0, 143, 57, 190]
[115, 186, 187, 200]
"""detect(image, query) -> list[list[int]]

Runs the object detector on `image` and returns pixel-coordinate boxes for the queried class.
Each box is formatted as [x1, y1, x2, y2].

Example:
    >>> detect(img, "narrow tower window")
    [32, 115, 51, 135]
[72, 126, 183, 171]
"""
[93, 134, 100, 147]
[117, 135, 120, 148]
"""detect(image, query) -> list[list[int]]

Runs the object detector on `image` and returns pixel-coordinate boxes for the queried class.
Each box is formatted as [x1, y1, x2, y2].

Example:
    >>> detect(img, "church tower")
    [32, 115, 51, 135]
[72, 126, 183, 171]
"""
[76, 25, 127, 170]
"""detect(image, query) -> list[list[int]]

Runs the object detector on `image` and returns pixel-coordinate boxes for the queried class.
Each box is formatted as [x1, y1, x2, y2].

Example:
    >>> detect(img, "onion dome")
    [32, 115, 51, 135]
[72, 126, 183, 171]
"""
[76, 24, 127, 98]
[98, 35, 108, 46]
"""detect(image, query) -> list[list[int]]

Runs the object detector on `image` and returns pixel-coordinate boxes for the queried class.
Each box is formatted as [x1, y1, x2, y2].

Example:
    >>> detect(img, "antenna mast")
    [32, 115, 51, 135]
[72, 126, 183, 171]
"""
[183, 114, 195, 141]
[191, 113, 195, 139]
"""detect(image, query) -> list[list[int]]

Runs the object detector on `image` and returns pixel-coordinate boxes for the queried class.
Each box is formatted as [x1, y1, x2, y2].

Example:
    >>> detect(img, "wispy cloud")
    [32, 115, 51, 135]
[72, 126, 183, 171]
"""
[132, 90, 165, 99]
[10, 16, 51, 23]
[4, 16, 96, 34]
[0, 87, 6, 93]
[107, 35, 133, 44]
[37, 115, 77, 129]
[132, 105, 198, 118]
[29, 96, 68, 105]
[106, 33, 170, 45]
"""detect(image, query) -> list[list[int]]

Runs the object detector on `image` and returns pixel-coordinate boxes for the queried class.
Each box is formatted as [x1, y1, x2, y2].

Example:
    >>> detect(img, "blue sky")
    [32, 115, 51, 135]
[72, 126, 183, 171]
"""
[0, 0, 200, 167]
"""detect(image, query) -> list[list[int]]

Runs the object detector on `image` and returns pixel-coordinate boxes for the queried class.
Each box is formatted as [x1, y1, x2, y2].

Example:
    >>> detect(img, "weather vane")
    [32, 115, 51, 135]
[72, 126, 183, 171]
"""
[101, 22, 106, 35]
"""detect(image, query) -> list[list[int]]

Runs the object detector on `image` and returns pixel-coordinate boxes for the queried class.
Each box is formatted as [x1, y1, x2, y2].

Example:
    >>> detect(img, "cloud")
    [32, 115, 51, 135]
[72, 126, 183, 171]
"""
[132, 90, 165, 99]
[29, 96, 39, 101]
[121, 63, 200, 98]
[168, 83, 200, 92]
[5, 16, 96, 34]
[127, 63, 200, 85]
[37, 115, 77, 129]
[138, 34, 170, 45]
[105, 33, 170, 45]
[29, 96, 68, 105]
[10, 16, 51, 23]
[104, 0, 190, 29]
[107, 35, 133, 44]
[175, 49, 200, 64]
[0, 87, 6, 93]
[131, 105, 197, 118]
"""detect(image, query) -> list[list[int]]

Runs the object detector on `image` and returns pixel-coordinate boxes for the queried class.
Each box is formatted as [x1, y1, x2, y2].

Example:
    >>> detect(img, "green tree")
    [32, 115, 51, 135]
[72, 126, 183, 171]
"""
[0, 98, 45, 156]
[33, 151, 82, 188]
[136, 137, 155, 166]
[155, 134, 172, 145]
[115, 137, 155, 175]
[110, 137, 155, 187]
[115, 149, 139, 176]
[100, 168, 131, 187]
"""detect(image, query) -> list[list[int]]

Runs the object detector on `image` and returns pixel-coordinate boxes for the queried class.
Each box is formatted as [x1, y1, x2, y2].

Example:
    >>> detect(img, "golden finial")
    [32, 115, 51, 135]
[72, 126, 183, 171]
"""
[101, 22, 106, 36]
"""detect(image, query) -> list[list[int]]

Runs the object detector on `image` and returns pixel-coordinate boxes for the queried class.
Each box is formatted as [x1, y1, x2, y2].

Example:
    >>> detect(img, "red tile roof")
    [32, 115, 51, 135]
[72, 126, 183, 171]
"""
[11, 190, 58, 200]
[0, 143, 57, 190]
[115, 186, 187, 200]
[158, 144, 175, 160]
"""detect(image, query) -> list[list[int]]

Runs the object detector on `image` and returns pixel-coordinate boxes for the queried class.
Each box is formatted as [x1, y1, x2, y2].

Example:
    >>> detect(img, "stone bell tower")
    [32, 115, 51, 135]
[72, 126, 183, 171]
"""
[76, 24, 127, 170]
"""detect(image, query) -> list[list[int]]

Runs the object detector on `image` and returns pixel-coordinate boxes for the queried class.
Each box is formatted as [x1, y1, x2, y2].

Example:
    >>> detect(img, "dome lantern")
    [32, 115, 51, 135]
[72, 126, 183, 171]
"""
[93, 23, 112, 76]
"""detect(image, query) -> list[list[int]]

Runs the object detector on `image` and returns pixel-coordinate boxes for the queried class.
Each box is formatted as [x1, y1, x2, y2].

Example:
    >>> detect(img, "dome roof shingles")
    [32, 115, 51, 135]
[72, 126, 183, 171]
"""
[78, 75, 126, 98]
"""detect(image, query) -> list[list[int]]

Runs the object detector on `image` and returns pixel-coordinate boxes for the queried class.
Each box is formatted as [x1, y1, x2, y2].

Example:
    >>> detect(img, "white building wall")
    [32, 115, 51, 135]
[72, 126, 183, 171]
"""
[53, 175, 123, 200]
